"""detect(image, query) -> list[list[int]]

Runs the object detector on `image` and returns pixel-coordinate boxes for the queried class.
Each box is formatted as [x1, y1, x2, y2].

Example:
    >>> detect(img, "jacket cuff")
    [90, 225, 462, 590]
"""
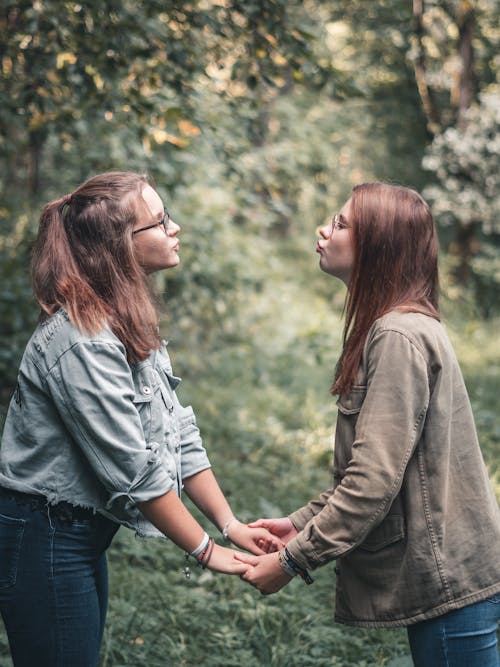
[285, 532, 323, 571]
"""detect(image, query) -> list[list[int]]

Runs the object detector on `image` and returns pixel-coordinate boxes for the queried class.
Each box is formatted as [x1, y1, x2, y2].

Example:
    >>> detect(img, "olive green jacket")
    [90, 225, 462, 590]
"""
[287, 311, 500, 627]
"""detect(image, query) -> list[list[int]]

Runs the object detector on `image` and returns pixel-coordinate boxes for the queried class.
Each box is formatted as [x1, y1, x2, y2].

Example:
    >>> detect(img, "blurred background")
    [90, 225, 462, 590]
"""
[1, 2, 499, 665]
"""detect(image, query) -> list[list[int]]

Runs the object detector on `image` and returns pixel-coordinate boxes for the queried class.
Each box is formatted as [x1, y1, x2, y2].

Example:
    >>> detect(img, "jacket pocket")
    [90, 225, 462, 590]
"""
[336, 385, 367, 415]
[358, 514, 405, 552]
[0, 513, 26, 589]
[335, 385, 367, 475]
[132, 362, 164, 442]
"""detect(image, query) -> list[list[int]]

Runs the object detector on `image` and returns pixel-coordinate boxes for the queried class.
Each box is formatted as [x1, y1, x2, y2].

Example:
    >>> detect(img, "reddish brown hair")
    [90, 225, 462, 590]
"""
[332, 182, 439, 395]
[31, 171, 162, 363]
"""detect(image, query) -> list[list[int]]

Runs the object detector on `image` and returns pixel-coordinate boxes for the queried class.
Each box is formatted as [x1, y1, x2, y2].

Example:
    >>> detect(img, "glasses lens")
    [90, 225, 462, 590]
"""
[163, 212, 170, 234]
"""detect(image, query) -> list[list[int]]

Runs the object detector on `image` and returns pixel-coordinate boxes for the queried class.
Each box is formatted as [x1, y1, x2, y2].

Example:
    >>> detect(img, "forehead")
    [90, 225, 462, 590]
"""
[339, 197, 352, 217]
[141, 184, 163, 218]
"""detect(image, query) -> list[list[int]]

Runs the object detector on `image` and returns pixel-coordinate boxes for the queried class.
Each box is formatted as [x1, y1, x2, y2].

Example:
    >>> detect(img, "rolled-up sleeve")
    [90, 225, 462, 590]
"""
[287, 328, 430, 570]
[48, 340, 174, 508]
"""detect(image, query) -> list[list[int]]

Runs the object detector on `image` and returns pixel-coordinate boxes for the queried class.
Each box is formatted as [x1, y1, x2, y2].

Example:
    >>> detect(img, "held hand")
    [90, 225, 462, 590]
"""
[206, 544, 251, 575]
[228, 521, 284, 555]
[247, 518, 298, 551]
[235, 551, 292, 595]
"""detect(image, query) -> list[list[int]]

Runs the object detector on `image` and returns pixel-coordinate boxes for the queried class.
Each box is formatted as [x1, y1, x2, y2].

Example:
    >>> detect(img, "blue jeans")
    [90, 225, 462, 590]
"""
[407, 595, 500, 666]
[0, 493, 118, 667]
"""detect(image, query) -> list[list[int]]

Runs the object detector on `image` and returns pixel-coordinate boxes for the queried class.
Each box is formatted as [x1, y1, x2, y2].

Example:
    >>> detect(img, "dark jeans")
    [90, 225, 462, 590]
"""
[0, 492, 118, 667]
[408, 595, 500, 667]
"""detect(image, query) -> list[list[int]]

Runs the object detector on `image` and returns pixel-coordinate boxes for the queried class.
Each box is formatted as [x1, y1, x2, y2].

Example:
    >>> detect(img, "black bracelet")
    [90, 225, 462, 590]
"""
[280, 547, 314, 585]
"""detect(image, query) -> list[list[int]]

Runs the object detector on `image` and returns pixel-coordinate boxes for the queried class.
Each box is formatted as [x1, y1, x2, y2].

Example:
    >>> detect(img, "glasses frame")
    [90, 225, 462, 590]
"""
[329, 213, 349, 236]
[132, 211, 170, 236]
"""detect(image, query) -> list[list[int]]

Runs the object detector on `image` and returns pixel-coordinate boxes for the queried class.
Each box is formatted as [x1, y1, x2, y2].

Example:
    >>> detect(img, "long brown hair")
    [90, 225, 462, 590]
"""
[332, 182, 439, 395]
[31, 171, 162, 363]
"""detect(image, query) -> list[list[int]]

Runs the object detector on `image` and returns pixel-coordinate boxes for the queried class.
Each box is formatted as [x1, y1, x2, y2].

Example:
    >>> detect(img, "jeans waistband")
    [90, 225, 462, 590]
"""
[0, 485, 96, 522]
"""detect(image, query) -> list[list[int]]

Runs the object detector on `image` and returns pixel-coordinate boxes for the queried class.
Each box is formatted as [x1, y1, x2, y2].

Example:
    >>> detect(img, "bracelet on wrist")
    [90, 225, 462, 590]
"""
[279, 547, 314, 585]
[197, 537, 215, 569]
[190, 532, 210, 558]
[222, 516, 239, 542]
[184, 535, 215, 579]
[278, 550, 297, 578]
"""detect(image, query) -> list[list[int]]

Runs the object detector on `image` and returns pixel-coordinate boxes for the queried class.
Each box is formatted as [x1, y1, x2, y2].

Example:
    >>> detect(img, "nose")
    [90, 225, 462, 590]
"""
[168, 219, 180, 235]
[317, 224, 331, 239]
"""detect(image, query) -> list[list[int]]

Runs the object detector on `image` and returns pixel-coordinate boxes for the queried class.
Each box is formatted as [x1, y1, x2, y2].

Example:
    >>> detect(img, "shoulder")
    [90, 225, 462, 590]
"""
[28, 309, 126, 371]
[366, 310, 456, 371]
[370, 311, 445, 345]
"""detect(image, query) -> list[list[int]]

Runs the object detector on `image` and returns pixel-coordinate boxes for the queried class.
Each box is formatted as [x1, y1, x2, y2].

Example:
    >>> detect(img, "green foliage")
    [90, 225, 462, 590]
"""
[0, 217, 38, 414]
[423, 92, 500, 313]
[1, 2, 500, 664]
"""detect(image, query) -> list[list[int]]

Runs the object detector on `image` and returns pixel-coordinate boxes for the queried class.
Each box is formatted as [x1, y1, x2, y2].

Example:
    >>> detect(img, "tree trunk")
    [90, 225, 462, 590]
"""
[412, 0, 441, 135]
[455, 3, 477, 124]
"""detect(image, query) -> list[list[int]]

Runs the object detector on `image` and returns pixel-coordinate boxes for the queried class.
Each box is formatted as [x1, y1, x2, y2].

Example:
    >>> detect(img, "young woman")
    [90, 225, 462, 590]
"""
[0, 172, 275, 667]
[239, 183, 500, 666]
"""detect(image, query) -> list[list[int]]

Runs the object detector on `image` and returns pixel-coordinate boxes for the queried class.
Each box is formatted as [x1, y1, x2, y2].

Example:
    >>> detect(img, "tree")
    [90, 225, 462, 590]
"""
[408, 0, 500, 288]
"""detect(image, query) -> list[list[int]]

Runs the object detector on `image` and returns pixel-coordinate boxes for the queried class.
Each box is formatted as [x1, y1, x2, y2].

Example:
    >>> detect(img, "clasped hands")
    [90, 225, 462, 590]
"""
[225, 517, 299, 595]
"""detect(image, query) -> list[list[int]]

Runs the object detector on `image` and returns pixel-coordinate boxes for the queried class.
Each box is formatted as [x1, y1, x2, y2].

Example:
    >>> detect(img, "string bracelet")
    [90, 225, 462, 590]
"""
[279, 547, 314, 585]
[190, 532, 210, 558]
[222, 516, 239, 542]
[197, 537, 215, 569]
[184, 532, 209, 579]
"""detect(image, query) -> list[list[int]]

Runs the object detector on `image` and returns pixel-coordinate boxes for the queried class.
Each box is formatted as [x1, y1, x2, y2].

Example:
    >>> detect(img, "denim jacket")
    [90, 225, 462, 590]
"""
[0, 309, 211, 537]
[287, 311, 500, 627]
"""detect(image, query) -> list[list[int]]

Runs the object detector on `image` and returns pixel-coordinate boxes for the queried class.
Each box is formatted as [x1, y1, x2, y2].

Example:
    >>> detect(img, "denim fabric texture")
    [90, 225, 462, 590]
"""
[287, 311, 500, 627]
[407, 595, 500, 666]
[0, 308, 211, 537]
[0, 493, 119, 667]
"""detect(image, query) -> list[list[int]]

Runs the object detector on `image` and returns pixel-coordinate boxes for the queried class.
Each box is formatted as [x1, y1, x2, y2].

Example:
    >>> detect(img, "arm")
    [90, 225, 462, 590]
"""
[183, 469, 282, 554]
[137, 490, 248, 574]
[286, 328, 430, 571]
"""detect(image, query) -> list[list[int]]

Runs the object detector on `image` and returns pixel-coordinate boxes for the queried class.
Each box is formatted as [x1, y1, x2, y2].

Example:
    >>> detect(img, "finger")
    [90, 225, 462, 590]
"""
[251, 544, 267, 556]
[247, 519, 267, 528]
[232, 563, 251, 575]
[234, 552, 259, 565]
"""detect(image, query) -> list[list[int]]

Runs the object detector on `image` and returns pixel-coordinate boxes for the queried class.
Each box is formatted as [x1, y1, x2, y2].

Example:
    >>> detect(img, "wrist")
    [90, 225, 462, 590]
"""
[279, 547, 314, 585]
[221, 516, 240, 542]
[196, 537, 215, 569]
[190, 532, 210, 558]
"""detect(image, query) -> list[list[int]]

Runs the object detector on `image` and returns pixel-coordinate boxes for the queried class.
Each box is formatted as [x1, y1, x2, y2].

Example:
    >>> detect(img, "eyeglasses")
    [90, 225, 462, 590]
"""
[327, 213, 350, 236]
[132, 211, 170, 236]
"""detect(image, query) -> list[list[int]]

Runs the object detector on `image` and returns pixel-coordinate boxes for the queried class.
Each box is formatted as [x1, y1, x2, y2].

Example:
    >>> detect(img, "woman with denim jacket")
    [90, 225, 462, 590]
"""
[238, 182, 500, 666]
[0, 171, 275, 667]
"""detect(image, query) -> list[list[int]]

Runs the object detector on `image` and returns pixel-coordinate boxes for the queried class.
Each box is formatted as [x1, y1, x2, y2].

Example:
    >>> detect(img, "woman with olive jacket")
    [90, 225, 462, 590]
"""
[239, 182, 500, 667]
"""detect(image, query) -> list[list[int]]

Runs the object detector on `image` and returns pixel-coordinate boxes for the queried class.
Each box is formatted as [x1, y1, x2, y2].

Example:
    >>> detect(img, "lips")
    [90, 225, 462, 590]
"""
[316, 242, 322, 254]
